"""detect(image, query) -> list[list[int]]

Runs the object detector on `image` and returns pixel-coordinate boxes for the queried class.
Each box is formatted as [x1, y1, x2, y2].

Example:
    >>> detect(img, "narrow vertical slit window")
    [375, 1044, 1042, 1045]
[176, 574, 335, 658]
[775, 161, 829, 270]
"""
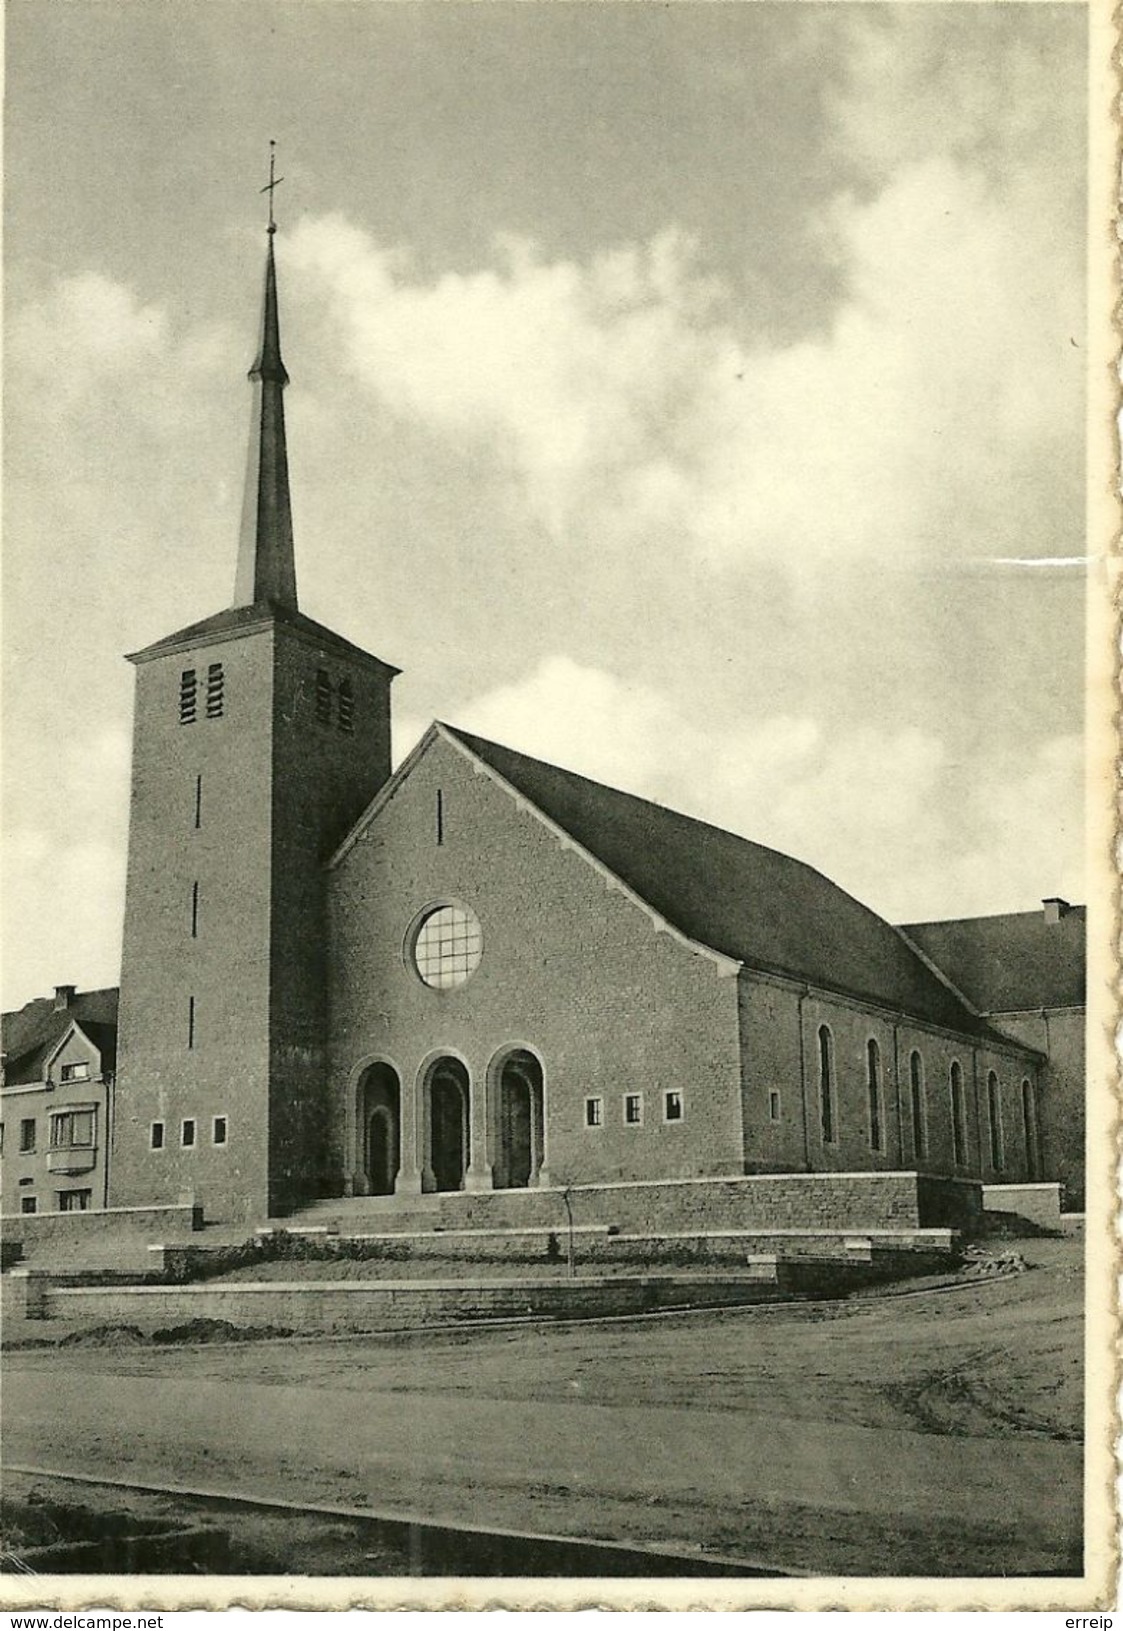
[194, 775, 202, 831]
[315, 669, 333, 723]
[866, 1038, 883, 1152]
[987, 1071, 1004, 1172]
[179, 669, 197, 724]
[205, 662, 225, 719]
[1022, 1079, 1039, 1180]
[187, 995, 196, 1050]
[910, 1051, 927, 1160]
[337, 677, 355, 734]
[436, 789, 444, 846]
[950, 1061, 966, 1167]
[191, 881, 200, 939]
[818, 1025, 836, 1144]
[769, 1090, 781, 1122]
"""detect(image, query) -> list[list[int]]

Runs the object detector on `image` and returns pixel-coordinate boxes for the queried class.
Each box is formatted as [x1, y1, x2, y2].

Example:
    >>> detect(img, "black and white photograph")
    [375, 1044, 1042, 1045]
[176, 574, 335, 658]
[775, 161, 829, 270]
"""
[0, 0, 1115, 1611]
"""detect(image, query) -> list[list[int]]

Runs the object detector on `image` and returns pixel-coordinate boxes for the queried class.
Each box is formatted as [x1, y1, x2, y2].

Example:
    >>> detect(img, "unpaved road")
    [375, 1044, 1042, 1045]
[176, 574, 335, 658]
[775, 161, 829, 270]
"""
[2, 1238, 1082, 1576]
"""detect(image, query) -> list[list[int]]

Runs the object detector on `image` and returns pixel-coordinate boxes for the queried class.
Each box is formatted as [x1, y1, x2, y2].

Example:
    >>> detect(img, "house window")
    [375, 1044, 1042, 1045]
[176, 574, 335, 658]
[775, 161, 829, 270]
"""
[0, 1123, 4, 1154]
[987, 1071, 1004, 1172]
[950, 1062, 967, 1167]
[20, 1195, 37, 1215]
[436, 789, 444, 846]
[181, 1118, 196, 1149]
[337, 677, 355, 734]
[194, 774, 203, 830]
[19, 1118, 35, 1154]
[50, 1110, 96, 1150]
[584, 1097, 603, 1129]
[866, 1038, 883, 1152]
[818, 1025, 836, 1144]
[623, 1093, 643, 1126]
[663, 1090, 684, 1123]
[58, 1189, 92, 1212]
[60, 1061, 91, 1083]
[179, 668, 197, 724]
[188, 995, 196, 1049]
[191, 881, 200, 938]
[212, 1115, 228, 1146]
[769, 1090, 781, 1122]
[315, 669, 333, 723]
[205, 662, 225, 719]
[909, 1051, 927, 1160]
[150, 1120, 165, 1151]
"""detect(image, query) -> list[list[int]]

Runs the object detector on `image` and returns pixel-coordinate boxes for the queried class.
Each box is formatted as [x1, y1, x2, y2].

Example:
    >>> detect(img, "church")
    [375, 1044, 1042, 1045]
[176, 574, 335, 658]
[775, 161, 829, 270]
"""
[2, 220, 1086, 1229]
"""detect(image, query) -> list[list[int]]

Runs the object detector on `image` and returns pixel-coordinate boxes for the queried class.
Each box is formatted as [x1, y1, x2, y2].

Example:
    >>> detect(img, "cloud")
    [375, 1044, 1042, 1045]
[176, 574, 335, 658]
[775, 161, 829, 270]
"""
[416, 654, 1083, 923]
[7, 272, 232, 475]
[285, 77, 1081, 578]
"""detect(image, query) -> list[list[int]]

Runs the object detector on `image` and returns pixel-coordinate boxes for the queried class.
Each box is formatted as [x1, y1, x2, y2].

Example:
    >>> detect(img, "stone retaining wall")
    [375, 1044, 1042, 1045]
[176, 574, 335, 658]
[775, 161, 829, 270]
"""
[1, 1202, 202, 1254]
[427, 1172, 981, 1234]
[981, 1182, 1062, 1229]
[40, 1273, 784, 1333]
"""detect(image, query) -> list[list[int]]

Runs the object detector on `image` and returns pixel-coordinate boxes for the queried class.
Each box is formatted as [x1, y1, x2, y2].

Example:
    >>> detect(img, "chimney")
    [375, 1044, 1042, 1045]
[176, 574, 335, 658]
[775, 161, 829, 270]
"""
[1042, 898, 1070, 926]
[53, 984, 76, 1010]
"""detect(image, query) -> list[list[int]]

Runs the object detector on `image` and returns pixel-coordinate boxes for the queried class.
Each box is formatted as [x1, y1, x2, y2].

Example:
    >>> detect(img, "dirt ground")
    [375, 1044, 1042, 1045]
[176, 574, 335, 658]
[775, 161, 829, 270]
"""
[2, 1235, 1083, 1577]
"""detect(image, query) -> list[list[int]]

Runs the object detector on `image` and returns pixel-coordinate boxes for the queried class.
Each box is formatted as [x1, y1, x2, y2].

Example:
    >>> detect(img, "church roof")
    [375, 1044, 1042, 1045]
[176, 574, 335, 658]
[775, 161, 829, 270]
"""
[2, 987, 119, 1086]
[900, 907, 1086, 1013]
[127, 600, 400, 671]
[440, 726, 995, 1037]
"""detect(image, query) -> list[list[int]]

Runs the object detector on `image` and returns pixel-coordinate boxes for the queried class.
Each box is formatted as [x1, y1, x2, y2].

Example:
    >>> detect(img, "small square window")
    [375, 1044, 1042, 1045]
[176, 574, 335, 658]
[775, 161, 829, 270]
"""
[769, 1091, 782, 1122]
[60, 1061, 91, 1083]
[20, 1196, 37, 1215]
[624, 1093, 643, 1126]
[584, 1097, 603, 1128]
[19, 1118, 35, 1154]
[212, 1115, 228, 1146]
[150, 1121, 165, 1151]
[181, 1118, 196, 1149]
[663, 1090, 684, 1123]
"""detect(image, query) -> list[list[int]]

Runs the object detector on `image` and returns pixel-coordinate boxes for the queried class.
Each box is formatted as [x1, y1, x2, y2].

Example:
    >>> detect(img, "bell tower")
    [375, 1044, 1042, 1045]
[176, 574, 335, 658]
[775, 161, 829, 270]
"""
[112, 160, 398, 1220]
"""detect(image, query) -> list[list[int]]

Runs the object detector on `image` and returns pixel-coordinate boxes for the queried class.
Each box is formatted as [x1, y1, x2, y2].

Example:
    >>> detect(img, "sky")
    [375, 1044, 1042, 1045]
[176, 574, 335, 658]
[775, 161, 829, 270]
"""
[3, 1, 1090, 1009]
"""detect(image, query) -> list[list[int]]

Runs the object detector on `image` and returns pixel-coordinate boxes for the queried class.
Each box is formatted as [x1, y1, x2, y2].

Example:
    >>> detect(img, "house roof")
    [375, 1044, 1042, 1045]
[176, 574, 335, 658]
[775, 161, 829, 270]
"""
[441, 726, 994, 1037]
[1, 988, 119, 1086]
[900, 907, 1086, 1013]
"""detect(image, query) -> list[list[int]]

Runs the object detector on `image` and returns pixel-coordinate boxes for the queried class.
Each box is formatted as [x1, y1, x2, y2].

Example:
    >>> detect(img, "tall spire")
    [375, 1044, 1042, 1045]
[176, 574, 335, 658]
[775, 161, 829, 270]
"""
[234, 142, 298, 611]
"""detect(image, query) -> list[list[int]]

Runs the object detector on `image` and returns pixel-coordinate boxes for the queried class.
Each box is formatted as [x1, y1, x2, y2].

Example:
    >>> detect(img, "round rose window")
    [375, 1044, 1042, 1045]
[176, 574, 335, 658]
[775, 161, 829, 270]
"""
[411, 903, 483, 990]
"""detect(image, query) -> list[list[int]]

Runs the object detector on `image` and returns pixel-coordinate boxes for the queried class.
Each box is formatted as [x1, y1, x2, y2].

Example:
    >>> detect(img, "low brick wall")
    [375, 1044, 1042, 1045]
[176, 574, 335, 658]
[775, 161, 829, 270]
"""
[915, 1176, 983, 1229]
[982, 1183, 1062, 1229]
[1, 1202, 202, 1255]
[434, 1173, 935, 1235]
[41, 1273, 785, 1333]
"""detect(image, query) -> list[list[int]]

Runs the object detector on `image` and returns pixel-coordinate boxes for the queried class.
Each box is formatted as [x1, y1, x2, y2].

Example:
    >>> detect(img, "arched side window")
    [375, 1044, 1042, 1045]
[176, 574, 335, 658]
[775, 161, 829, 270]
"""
[910, 1050, 927, 1160]
[987, 1070, 1004, 1172]
[1022, 1078, 1040, 1181]
[950, 1061, 967, 1167]
[818, 1025, 836, 1145]
[866, 1038, 883, 1152]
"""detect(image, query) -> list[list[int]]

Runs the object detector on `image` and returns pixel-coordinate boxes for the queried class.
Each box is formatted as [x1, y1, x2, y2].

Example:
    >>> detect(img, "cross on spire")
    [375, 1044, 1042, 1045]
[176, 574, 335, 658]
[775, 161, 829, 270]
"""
[260, 139, 284, 235]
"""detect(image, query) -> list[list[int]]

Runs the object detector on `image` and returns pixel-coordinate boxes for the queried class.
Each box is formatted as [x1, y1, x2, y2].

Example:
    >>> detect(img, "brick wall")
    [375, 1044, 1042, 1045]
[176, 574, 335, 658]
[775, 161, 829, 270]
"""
[328, 736, 745, 1197]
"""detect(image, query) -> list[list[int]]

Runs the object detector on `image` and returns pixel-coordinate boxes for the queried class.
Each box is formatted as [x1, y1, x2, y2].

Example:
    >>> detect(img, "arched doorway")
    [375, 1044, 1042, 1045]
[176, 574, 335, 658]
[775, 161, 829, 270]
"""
[357, 1062, 401, 1196]
[493, 1049, 545, 1190]
[426, 1057, 470, 1192]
